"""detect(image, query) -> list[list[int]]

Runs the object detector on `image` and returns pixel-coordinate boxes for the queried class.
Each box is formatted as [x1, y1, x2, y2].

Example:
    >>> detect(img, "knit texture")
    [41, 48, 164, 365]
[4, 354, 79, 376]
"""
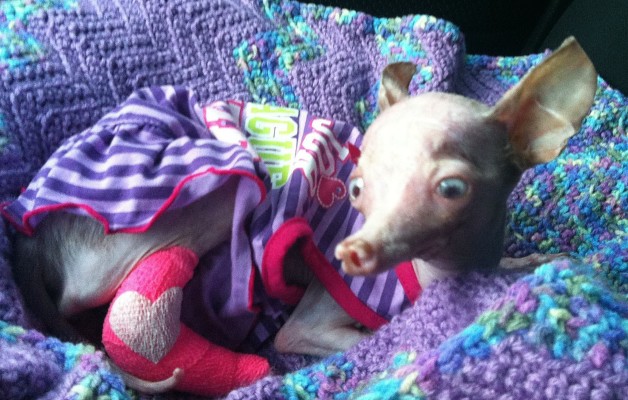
[0, 0, 626, 399]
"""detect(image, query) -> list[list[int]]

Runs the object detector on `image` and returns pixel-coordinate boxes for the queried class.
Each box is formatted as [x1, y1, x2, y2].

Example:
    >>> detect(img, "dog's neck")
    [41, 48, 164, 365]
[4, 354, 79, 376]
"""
[412, 258, 460, 289]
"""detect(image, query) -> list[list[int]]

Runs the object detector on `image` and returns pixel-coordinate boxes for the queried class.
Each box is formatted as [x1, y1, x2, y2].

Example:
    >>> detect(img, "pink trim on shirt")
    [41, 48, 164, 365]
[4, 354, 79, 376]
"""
[270, 218, 389, 330]
[395, 261, 422, 303]
[2, 167, 267, 237]
[260, 218, 309, 305]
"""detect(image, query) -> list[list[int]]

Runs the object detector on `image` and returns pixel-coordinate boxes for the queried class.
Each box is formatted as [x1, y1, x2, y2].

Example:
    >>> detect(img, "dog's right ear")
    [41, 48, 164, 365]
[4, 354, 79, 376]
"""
[489, 37, 597, 170]
[378, 62, 416, 111]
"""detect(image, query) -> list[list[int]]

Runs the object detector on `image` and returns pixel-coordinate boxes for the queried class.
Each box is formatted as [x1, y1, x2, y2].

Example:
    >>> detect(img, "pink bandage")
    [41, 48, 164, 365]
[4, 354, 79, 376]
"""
[102, 246, 270, 396]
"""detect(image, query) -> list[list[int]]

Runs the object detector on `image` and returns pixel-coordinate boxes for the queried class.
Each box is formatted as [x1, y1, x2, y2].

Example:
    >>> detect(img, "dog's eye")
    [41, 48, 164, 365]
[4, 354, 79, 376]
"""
[437, 178, 468, 199]
[349, 177, 364, 201]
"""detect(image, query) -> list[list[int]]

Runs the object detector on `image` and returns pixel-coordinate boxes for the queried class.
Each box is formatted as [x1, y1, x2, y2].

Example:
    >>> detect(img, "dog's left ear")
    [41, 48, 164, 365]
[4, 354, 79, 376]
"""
[489, 37, 597, 170]
[378, 62, 416, 111]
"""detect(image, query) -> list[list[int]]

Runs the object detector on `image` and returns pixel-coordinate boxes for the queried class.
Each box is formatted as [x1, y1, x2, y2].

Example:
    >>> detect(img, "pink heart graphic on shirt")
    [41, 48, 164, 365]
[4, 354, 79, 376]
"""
[317, 175, 347, 208]
[109, 288, 182, 363]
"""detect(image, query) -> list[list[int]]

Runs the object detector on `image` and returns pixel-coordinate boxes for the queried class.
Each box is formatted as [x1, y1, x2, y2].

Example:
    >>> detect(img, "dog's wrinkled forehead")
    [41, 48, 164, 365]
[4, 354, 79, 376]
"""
[364, 92, 510, 179]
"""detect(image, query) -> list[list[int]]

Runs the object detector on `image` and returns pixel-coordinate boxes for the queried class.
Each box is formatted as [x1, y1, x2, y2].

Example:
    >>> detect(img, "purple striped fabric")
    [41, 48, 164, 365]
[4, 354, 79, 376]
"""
[2, 86, 420, 349]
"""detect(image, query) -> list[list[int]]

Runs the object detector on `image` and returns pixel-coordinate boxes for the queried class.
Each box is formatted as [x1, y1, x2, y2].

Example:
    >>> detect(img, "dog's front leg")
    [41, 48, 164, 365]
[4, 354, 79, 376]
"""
[499, 252, 574, 270]
[274, 276, 370, 356]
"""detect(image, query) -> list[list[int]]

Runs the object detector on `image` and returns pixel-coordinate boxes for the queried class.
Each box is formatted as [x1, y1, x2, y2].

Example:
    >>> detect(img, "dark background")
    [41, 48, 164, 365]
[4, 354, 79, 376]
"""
[315, 0, 627, 93]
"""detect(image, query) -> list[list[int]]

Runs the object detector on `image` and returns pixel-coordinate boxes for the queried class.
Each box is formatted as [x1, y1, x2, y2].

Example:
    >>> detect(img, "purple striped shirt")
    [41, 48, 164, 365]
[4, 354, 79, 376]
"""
[3, 86, 420, 350]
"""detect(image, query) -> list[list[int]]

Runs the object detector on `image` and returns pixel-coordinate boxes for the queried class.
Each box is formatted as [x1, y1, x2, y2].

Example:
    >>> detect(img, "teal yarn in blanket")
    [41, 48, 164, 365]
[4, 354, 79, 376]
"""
[234, 0, 324, 108]
[357, 15, 462, 129]
[0, 0, 626, 398]
[505, 80, 628, 291]
[234, 2, 464, 131]
[0, 0, 77, 71]
[0, 320, 131, 400]
[283, 260, 627, 399]
[0, 0, 77, 154]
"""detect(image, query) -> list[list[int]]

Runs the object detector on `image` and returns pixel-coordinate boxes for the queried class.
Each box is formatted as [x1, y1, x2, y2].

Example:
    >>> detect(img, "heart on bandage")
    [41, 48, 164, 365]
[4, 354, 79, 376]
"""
[109, 287, 182, 363]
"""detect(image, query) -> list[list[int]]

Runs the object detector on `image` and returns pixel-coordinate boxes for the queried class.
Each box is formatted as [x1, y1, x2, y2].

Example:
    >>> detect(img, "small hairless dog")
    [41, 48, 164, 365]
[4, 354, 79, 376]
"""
[4, 37, 596, 395]
[335, 37, 597, 282]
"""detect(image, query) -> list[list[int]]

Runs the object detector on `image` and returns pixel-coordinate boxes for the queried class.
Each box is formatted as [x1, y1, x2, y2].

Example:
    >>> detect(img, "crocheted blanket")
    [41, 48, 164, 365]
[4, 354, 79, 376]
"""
[0, 0, 625, 399]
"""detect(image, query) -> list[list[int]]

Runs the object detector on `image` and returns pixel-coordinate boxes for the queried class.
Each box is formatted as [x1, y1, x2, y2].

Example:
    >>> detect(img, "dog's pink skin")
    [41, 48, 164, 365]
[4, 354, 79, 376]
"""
[13, 38, 597, 389]
[335, 37, 597, 288]
[337, 95, 513, 286]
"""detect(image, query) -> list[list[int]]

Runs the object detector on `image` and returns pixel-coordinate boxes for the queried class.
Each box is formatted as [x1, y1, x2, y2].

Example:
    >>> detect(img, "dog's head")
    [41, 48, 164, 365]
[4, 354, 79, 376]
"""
[336, 37, 597, 276]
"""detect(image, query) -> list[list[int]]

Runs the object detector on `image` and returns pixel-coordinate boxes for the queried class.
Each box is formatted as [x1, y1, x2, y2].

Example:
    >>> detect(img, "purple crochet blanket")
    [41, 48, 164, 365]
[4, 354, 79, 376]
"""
[0, 1, 626, 399]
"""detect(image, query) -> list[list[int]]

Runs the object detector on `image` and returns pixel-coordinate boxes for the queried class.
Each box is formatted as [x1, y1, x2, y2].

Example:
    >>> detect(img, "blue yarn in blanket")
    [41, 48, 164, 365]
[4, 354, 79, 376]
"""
[0, 0, 625, 398]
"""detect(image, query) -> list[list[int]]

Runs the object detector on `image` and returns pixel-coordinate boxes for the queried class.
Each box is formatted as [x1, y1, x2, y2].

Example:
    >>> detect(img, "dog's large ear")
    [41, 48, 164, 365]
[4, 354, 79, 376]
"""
[378, 62, 416, 111]
[489, 37, 597, 170]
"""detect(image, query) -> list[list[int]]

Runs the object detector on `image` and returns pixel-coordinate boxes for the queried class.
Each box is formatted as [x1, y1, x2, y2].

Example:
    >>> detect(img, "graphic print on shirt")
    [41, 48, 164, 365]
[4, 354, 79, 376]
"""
[203, 100, 353, 208]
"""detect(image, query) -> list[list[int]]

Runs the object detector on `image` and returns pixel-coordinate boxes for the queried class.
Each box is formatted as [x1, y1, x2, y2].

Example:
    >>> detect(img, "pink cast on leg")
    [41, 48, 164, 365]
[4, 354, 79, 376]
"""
[102, 246, 270, 396]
